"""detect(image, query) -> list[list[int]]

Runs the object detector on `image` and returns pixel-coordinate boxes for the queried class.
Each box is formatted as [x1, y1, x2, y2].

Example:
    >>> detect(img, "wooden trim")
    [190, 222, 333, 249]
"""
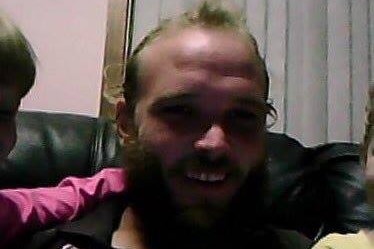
[99, 0, 135, 120]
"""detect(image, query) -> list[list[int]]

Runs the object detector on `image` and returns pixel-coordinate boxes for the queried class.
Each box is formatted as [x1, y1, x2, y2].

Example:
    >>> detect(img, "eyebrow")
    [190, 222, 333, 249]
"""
[151, 94, 267, 106]
[235, 96, 267, 106]
[151, 93, 198, 106]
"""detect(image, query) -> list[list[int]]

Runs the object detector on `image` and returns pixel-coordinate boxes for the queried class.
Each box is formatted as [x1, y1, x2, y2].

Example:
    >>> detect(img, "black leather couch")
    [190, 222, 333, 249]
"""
[0, 111, 372, 240]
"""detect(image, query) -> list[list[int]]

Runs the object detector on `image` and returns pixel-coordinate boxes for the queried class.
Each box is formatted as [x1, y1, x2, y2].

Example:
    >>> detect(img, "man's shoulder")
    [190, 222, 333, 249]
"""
[13, 197, 127, 249]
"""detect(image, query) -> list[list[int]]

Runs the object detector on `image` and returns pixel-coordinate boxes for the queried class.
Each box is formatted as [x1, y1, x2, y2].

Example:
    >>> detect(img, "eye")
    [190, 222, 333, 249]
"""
[158, 104, 197, 118]
[228, 109, 258, 122]
[226, 109, 262, 132]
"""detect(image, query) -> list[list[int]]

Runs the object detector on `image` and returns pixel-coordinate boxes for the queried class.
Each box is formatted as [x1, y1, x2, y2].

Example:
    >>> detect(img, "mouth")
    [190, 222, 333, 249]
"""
[185, 170, 228, 184]
[175, 168, 238, 204]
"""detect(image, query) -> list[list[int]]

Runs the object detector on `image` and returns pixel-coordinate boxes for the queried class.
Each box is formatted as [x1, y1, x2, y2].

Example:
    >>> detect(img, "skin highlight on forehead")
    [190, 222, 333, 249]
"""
[144, 27, 259, 73]
[137, 27, 266, 101]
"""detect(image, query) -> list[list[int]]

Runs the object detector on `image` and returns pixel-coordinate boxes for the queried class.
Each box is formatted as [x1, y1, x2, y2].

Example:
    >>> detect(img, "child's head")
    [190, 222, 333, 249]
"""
[0, 11, 36, 162]
[0, 11, 36, 97]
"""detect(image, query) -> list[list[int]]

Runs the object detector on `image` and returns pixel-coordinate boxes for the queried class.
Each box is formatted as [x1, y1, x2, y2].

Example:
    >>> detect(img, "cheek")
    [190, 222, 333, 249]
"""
[0, 121, 17, 159]
[233, 133, 266, 165]
[137, 119, 192, 169]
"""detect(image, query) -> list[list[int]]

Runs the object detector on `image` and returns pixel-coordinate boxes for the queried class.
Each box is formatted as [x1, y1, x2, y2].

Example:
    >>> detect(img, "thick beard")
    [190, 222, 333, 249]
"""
[123, 140, 268, 249]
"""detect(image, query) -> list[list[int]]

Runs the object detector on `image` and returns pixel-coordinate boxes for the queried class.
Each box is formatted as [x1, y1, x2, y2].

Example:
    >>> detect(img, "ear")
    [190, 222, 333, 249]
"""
[116, 98, 132, 141]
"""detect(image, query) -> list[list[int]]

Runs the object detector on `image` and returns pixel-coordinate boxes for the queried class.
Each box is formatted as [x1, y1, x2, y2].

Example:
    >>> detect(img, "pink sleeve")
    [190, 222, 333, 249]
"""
[0, 167, 126, 246]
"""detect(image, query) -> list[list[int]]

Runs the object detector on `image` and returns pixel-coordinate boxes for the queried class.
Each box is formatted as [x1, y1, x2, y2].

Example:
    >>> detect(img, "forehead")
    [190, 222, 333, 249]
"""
[142, 27, 256, 72]
[138, 27, 265, 98]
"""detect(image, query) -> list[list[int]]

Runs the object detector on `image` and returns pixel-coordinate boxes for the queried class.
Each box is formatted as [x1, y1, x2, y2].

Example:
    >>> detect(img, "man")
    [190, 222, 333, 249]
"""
[18, 1, 313, 249]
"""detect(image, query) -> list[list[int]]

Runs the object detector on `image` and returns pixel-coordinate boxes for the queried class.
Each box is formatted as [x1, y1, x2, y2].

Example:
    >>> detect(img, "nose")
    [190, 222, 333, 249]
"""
[194, 124, 229, 160]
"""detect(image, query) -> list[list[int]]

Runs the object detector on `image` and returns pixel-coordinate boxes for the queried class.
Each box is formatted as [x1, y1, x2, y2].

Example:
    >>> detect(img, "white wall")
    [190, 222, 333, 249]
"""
[0, 0, 108, 117]
[1, 0, 370, 144]
[133, 0, 372, 146]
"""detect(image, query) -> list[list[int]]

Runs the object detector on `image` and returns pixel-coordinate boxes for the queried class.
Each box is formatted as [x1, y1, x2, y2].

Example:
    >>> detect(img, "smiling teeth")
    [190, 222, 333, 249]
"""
[186, 172, 226, 182]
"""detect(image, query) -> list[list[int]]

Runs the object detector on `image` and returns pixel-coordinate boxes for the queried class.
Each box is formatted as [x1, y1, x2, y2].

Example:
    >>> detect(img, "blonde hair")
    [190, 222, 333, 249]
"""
[123, 0, 269, 115]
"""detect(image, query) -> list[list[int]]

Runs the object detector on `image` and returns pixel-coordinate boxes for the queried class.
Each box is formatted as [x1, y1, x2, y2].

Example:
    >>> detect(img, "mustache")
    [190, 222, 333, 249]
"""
[172, 153, 234, 171]
[124, 140, 235, 169]
[125, 140, 258, 179]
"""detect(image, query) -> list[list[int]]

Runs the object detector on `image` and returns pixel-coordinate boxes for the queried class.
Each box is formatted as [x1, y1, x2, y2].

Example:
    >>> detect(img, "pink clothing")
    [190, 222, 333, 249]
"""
[0, 167, 126, 246]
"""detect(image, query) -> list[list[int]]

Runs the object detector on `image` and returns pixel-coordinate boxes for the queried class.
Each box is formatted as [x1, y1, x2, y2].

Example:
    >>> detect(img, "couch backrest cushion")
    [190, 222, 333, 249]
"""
[0, 111, 123, 188]
[0, 111, 372, 238]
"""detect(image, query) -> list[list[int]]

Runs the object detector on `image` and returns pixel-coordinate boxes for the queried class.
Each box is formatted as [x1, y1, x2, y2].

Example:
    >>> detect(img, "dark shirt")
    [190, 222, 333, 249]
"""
[13, 196, 312, 249]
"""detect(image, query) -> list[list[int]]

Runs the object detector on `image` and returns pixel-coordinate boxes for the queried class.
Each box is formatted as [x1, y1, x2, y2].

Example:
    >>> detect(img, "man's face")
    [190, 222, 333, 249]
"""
[120, 27, 268, 227]
[0, 84, 21, 163]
